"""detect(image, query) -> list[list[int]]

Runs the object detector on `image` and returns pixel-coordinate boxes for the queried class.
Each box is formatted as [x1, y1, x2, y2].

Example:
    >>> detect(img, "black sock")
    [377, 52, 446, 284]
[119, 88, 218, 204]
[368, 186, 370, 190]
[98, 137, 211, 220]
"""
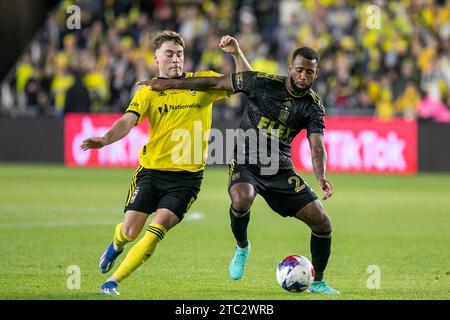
[310, 231, 332, 281]
[229, 206, 250, 248]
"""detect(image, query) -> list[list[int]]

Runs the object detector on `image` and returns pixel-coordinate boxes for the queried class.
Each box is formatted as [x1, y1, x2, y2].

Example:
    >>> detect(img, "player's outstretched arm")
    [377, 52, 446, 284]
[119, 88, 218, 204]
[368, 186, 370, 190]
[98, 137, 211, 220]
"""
[308, 133, 334, 200]
[136, 76, 233, 92]
[80, 112, 138, 151]
[219, 35, 253, 72]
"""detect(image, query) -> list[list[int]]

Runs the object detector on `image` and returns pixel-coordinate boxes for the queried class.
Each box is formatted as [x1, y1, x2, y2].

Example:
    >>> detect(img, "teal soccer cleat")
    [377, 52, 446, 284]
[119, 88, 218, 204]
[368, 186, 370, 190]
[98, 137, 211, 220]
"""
[307, 280, 340, 294]
[99, 242, 123, 273]
[100, 280, 120, 296]
[228, 242, 251, 280]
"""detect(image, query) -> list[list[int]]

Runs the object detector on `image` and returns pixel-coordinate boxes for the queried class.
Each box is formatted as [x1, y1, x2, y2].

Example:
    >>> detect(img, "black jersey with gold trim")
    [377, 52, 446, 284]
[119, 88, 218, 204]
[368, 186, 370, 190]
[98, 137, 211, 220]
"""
[230, 71, 325, 169]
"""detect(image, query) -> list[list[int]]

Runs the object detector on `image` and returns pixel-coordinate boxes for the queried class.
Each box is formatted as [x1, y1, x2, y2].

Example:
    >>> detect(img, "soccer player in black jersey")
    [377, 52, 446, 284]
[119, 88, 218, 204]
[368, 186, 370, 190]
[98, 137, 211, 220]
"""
[139, 47, 339, 294]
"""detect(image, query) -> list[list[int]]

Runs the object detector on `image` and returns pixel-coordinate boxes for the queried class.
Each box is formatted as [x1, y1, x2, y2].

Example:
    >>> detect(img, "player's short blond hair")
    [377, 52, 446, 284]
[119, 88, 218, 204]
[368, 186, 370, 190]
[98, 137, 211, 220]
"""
[153, 30, 185, 51]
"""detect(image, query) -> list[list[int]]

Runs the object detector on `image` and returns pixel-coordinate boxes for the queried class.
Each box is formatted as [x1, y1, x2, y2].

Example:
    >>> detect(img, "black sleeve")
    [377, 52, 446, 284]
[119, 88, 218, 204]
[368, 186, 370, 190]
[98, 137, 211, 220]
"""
[306, 101, 325, 137]
[230, 71, 258, 98]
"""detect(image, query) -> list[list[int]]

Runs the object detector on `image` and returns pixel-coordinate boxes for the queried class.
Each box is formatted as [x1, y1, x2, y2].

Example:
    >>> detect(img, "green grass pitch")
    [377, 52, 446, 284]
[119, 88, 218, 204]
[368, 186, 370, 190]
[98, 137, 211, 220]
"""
[0, 164, 449, 300]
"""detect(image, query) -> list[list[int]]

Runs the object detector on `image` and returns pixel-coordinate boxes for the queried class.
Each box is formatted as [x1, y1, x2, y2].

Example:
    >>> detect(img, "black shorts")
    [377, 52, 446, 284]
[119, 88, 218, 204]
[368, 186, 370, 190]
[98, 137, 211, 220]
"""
[124, 166, 203, 221]
[228, 159, 318, 217]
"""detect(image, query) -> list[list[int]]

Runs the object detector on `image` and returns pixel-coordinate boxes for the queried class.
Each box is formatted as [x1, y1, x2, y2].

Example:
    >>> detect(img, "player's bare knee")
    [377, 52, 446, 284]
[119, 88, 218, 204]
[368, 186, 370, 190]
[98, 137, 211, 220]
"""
[230, 191, 254, 212]
[322, 214, 332, 233]
[121, 226, 139, 240]
[231, 198, 252, 212]
[306, 201, 331, 233]
[313, 214, 332, 234]
[152, 209, 180, 231]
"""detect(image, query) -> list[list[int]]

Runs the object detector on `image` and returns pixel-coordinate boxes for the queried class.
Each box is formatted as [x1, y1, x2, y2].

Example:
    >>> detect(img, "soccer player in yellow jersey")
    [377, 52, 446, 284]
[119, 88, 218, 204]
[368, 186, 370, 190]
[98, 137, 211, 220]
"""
[80, 31, 252, 295]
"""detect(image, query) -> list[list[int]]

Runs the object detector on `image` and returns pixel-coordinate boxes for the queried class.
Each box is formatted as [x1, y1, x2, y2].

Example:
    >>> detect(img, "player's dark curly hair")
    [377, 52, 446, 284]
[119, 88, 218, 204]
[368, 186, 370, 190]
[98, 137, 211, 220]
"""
[292, 47, 319, 64]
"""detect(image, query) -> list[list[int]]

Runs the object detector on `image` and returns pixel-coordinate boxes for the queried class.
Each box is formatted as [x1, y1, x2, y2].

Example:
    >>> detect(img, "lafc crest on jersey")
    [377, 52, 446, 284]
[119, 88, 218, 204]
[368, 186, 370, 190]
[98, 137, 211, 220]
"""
[279, 109, 290, 121]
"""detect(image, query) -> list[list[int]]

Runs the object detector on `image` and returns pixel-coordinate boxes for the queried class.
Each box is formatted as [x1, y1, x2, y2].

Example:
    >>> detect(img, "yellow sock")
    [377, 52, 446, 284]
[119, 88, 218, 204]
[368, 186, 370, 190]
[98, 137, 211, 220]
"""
[113, 223, 166, 282]
[113, 223, 133, 251]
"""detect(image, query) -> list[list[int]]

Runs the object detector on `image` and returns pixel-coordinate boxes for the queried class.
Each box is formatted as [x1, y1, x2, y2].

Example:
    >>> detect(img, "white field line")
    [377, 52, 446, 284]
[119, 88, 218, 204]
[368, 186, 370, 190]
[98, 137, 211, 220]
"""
[184, 211, 204, 221]
[0, 220, 118, 229]
[0, 204, 118, 214]
[0, 205, 204, 229]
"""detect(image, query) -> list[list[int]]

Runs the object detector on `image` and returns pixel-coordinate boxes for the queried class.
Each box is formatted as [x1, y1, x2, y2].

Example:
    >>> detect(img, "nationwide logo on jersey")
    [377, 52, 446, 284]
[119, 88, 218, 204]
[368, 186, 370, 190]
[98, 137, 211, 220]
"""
[279, 109, 290, 122]
[189, 89, 196, 96]
[158, 91, 167, 96]
[158, 103, 201, 114]
[158, 104, 169, 114]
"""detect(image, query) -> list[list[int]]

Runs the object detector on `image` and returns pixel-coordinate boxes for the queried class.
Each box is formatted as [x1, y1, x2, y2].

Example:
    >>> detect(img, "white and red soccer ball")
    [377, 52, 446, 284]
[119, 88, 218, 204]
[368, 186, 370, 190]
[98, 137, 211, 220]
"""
[276, 255, 315, 292]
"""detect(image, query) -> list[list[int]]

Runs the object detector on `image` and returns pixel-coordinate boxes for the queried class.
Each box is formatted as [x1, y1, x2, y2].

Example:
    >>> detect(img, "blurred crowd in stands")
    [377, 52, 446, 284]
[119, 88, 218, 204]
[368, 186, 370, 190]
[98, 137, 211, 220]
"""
[3, 0, 450, 122]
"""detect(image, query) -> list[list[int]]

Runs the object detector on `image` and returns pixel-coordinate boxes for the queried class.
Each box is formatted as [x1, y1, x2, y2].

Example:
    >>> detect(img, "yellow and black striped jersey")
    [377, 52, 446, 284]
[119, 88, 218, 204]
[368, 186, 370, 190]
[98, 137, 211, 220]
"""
[126, 70, 228, 172]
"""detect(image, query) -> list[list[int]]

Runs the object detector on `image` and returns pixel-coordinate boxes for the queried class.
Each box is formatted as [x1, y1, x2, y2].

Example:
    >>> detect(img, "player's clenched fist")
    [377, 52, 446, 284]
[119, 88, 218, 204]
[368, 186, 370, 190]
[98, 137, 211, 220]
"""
[219, 35, 240, 55]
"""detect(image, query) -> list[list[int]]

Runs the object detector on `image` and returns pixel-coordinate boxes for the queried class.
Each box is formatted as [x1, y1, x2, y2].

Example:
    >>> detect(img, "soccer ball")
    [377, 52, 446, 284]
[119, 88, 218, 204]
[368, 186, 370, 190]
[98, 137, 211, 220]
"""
[276, 255, 315, 293]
